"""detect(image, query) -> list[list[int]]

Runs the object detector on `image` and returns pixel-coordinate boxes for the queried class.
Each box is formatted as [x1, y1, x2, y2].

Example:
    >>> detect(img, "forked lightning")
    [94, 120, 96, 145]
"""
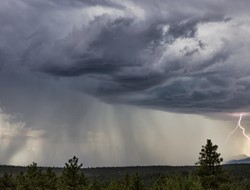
[225, 114, 250, 144]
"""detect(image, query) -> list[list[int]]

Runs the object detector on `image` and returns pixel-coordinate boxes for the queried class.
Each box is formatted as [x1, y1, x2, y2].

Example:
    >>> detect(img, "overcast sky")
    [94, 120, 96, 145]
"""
[1, 0, 250, 167]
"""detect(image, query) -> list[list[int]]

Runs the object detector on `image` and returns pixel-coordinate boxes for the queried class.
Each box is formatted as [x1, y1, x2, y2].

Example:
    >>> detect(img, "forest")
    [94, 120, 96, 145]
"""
[0, 139, 250, 190]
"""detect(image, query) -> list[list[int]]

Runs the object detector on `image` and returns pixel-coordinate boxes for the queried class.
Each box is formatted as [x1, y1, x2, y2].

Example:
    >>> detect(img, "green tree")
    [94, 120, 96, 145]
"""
[16, 163, 45, 190]
[0, 173, 16, 190]
[130, 173, 144, 190]
[196, 139, 229, 189]
[196, 139, 223, 176]
[16, 172, 29, 190]
[43, 168, 57, 190]
[120, 174, 131, 190]
[151, 175, 168, 190]
[58, 156, 88, 190]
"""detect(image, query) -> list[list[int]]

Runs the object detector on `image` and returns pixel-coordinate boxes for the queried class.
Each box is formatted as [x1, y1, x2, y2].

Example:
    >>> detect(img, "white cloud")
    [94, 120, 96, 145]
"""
[0, 109, 45, 165]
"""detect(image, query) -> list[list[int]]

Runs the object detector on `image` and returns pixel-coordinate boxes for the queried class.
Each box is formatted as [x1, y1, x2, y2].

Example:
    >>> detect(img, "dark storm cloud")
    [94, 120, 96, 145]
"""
[20, 0, 123, 10]
[1, 0, 250, 167]
[1, 0, 250, 113]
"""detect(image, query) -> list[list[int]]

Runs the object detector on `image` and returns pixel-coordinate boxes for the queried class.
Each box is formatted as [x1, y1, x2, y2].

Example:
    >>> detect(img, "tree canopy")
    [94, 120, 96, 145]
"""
[196, 139, 223, 176]
[196, 139, 229, 189]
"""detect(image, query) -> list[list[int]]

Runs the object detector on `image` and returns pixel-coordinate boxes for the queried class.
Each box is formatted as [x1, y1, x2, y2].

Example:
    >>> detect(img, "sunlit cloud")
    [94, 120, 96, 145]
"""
[0, 109, 45, 165]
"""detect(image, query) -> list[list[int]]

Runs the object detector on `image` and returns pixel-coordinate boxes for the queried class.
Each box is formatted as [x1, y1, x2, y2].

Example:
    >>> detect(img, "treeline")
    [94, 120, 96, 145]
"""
[1, 140, 250, 189]
[0, 156, 250, 190]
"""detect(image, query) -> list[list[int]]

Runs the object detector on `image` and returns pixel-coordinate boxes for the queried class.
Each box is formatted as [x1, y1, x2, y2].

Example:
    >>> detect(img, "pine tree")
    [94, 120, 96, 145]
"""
[43, 168, 57, 190]
[58, 156, 88, 190]
[196, 139, 223, 176]
[196, 139, 229, 189]
[122, 174, 131, 190]
[0, 173, 16, 190]
[130, 173, 144, 190]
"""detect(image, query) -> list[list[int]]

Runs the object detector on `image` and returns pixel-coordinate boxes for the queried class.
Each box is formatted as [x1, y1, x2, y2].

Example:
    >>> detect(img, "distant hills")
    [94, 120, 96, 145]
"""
[227, 154, 250, 164]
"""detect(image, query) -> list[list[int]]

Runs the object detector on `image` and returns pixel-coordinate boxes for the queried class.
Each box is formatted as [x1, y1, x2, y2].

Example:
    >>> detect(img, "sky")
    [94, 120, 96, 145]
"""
[1, 0, 250, 167]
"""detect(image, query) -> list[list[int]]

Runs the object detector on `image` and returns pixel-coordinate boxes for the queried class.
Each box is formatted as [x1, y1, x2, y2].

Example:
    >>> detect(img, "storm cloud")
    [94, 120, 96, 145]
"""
[1, 0, 250, 113]
[1, 0, 250, 166]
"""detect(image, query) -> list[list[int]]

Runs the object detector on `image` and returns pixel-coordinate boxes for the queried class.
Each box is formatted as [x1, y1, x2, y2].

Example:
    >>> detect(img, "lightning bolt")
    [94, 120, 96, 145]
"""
[225, 113, 250, 144]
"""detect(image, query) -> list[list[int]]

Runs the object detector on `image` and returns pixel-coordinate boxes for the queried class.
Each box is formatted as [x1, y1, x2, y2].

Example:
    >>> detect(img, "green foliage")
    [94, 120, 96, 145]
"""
[15, 163, 57, 190]
[151, 175, 168, 190]
[15, 172, 28, 190]
[25, 162, 44, 189]
[1, 154, 250, 190]
[218, 182, 240, 190]
[196, 139, 223, 176]
[87, 179, 103, 190]
[58, 156, 88, 190]
[0, 173, 15, 190]
[15, 163, 43, 190]
[130, 173, 144, 190]
[182, 175, 203, 190]
[105, 180, 121, 190]
[196, 139, 229, 189]
[122, 174, 132, 190]
[43, 168, 57, 190]
[151, 174, 203, 190]
[239, 179, 250, 190]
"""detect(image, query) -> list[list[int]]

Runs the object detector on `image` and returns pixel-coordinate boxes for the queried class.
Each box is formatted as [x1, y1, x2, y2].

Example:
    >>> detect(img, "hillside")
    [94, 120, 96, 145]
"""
[227, 157, 250, 164]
